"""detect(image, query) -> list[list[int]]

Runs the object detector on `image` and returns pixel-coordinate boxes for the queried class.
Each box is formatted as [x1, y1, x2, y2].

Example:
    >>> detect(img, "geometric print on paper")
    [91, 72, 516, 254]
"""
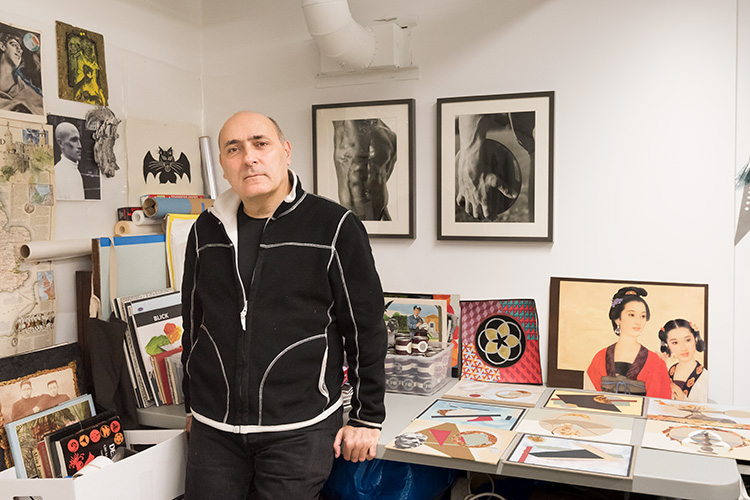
[460, 299, 543, 384]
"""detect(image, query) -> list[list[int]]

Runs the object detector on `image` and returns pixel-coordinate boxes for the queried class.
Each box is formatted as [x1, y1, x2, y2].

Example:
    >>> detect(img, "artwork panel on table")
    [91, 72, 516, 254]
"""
[385, 419, 515, 465]
[504, 433, 636, 479]
[646, 398, 750, 429]
[641, 419, 750, 461]
[547, 277, 708, 401]
[0, 20, 44, 121]
[544, 390, 645, 417]
[55, 21, 108, 106]
[313, 99, 415, 238]
[415, 399, 526, 431]
[384, 296, 449, 347]
[437, 91, 553, 241]
[442, 380, 546, 408]
[385, 292, 461, 376]
[515, 408, 634, 445]
[0, 343, 86, 470]
[460, 299, 542, 384]
[4, 393, 95, 478]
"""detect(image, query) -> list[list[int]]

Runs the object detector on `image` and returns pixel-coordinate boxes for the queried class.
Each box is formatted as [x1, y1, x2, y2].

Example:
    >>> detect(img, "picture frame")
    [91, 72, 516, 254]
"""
[0, 343, 86, 470]
[547, 277, 709, 399]
[312, 99, 415, 238]
[503, 433, 636, 479]
[0, 21, 44, 120]
[437, 91, 554, 241]
[4, 393, 94, 478]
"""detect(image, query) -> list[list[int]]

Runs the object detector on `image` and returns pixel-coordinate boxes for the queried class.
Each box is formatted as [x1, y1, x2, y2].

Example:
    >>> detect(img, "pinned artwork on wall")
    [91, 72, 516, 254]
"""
[47, 114, 100, 200]
[55, 21, 108, 106]
[0, 20, 43, 119]
[85, 106, 120, 178]
[547, 277, 709, 401]
[459, 299, 542, 385]
[125, 118, 202, 205]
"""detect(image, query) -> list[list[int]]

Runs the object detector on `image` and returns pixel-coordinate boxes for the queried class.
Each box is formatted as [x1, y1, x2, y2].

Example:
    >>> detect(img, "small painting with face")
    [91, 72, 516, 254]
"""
[47, 114, 100, 201]
[658, 319, 708, 402]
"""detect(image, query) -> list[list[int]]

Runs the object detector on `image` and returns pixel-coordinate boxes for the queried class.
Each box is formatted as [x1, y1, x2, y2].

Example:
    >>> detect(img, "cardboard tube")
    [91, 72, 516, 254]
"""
[114, 221, 164, 237]
[20, 239, 92, 261]
[132, 210, 162, 225]
[142, 197, 213, 218]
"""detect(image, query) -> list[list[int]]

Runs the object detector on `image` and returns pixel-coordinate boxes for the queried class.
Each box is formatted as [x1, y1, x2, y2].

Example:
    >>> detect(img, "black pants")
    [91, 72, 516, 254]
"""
[185, 410, 342, 500]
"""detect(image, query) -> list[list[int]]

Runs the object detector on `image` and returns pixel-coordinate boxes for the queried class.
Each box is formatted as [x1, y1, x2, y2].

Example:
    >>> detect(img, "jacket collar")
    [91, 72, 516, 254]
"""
[209, 169, 302, 228]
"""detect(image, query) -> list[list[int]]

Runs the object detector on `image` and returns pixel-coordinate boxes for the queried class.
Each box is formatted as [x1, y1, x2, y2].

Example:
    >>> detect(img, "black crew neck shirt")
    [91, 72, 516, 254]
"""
[237, 204, 267, 296]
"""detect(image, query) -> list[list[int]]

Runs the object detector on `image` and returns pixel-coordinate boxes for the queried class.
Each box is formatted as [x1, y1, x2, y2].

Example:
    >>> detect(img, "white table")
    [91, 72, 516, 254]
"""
[137, 380, 745, 500]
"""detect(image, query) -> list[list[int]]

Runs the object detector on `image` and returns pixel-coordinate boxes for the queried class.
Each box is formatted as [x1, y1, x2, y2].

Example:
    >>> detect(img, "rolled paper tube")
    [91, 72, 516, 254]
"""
[199, 136, 218, 199]
[132, 210, 162, 225]
[114, 220, 164, 237]
[142, 196, 214, 218]
[20, 239, 92, 261]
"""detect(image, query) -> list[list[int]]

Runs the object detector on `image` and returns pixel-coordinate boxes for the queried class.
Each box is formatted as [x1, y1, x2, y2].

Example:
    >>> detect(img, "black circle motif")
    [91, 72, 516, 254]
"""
[475, 315, 526, 368]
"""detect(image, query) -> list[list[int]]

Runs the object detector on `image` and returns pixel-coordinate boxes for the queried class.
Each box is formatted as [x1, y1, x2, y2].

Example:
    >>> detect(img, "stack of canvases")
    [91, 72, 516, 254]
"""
[0, 344, 127, 478]
[112, 288, 184, 408]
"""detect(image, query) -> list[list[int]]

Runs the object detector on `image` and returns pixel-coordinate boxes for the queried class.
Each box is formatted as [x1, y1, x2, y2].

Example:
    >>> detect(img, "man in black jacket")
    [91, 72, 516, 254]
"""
[181, 111, 387, 500]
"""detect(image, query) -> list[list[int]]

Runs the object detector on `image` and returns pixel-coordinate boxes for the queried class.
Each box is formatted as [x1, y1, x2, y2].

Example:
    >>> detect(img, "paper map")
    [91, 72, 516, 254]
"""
[0, 119, 55, 358]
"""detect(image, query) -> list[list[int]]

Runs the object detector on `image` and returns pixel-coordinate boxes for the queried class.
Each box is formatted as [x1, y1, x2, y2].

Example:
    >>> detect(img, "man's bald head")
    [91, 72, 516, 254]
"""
[55, 122, 82, 163]
[218, 111, 285, 151]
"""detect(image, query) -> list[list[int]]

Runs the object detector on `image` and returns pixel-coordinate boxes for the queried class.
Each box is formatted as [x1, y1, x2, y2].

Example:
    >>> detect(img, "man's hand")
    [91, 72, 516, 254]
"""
[333, 425, 380, 462]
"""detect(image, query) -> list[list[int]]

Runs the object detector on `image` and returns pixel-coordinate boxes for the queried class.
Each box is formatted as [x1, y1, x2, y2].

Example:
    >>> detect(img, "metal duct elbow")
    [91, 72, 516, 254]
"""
[302, 0, 376, 71]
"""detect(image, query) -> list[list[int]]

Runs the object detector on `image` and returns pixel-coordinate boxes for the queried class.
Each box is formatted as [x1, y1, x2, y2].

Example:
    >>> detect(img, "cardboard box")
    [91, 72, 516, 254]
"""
[384, 345, 452, 395]
[0, 430, 186, 500]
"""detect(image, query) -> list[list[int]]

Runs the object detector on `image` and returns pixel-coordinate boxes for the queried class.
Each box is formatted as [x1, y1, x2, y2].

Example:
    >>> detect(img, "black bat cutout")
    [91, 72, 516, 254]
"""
[143, 146, 191, 184]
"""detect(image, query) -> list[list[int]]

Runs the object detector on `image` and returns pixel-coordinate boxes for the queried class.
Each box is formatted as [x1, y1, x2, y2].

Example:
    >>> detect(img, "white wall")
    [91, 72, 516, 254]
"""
[5, 0, 743, 405]
[0, 0, 203, 343]
[201, 0, 741, 404]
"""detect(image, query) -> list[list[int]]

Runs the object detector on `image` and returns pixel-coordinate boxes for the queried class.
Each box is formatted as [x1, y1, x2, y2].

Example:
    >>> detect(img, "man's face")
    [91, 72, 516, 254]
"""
[218, 112, 291, 206]
[413, 308, 420, 317]
[20, 383, 31, 399]
[48, 382, 58, 396]
[0, 37, 22, 68]
[59, 128, 82, 162]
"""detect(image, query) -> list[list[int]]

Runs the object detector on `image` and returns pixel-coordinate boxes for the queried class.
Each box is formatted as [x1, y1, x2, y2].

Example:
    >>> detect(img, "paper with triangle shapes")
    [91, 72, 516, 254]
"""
[415, 399, 526, 431]
[504, 433, 636, 479]
[544, 389, 644, 417]
[460, 299, 542, 384]
[385, 419, 516, 464]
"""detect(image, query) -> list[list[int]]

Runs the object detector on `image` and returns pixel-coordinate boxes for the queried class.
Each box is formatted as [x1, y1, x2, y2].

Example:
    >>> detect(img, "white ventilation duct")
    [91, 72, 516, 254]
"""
[302, 0, 376, 71]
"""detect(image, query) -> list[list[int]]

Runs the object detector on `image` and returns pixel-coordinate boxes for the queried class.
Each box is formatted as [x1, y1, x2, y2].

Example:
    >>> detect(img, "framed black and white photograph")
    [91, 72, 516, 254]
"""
[313, 99, 415, 238]
[437, 91, 554, 241]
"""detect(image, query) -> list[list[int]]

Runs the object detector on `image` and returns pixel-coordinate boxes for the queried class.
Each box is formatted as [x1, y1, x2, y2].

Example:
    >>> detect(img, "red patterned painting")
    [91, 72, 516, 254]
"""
[460, 299, 542, 384]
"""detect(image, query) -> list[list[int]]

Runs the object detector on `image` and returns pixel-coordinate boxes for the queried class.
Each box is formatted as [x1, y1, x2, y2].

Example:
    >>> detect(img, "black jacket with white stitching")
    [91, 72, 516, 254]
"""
[181, 173, 387, 433]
